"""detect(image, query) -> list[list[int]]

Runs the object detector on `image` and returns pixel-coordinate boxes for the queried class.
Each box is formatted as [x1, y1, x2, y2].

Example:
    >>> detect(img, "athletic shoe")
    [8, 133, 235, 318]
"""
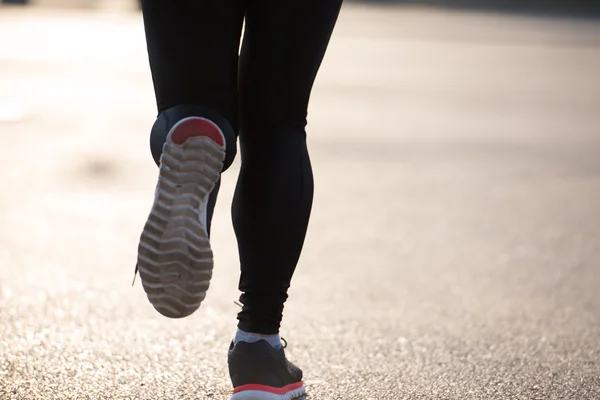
[135, 116, 225, 318]
[228, 339, 306, 400]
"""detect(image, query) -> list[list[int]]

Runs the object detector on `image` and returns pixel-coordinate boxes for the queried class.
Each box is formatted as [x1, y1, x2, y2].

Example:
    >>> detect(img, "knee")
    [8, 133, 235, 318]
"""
[150, 104, 238, 171]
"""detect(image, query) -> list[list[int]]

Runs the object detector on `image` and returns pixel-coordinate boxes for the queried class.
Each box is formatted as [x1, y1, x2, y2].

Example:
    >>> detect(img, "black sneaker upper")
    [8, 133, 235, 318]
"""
[228, 340, 303, 389]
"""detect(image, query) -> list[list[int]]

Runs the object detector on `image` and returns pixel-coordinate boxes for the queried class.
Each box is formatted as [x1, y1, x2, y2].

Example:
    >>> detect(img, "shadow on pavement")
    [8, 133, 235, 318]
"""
[348, 0, 600, 19]
[2, 0, 599, 19]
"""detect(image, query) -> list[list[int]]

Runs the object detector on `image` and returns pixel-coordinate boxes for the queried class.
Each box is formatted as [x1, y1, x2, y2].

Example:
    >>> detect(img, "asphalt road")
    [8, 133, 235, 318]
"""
[1, 4, 599, 400]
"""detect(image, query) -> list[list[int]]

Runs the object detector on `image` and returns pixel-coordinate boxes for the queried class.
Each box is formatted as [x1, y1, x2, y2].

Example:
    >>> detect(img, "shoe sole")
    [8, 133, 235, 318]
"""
[230, 384, 306, 400]
[137, 117, 225, 318]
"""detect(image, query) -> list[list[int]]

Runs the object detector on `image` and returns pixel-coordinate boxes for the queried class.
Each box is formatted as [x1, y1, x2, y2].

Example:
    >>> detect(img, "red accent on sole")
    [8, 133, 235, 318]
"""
[169, 117, 225, 147]
[233, 382, 304, 395]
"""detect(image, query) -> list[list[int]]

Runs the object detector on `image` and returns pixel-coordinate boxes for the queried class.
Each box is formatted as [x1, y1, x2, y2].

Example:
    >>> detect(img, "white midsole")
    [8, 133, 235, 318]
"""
[230, 385, 305, 400]
[137, 116, 225, 318]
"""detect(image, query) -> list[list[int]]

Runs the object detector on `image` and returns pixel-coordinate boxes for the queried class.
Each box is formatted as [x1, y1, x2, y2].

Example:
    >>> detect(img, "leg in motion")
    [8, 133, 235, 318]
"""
[136, 0, 245, 319]
[228, 0, 343, 398]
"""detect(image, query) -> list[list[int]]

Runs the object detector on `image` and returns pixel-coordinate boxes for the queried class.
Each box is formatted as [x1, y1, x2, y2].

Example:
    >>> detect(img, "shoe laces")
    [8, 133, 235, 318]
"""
[132, 265, 138, 286]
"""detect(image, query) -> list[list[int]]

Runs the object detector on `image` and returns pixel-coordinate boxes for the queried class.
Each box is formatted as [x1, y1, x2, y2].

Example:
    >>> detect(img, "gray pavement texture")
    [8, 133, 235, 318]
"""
[1, 4, 600, 400]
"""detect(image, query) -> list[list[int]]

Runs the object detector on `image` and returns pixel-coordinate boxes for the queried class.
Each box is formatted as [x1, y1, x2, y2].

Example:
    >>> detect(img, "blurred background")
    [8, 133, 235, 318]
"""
[1, 1, 599, 399]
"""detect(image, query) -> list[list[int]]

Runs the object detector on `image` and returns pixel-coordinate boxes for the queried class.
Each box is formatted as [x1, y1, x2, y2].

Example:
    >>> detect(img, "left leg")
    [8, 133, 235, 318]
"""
[136, 0, 245, 319]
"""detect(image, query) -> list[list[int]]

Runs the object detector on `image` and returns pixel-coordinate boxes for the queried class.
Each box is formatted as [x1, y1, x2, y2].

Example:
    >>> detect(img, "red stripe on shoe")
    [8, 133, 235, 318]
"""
[170, 117, 225, 147]
[232, 382, 304, 395]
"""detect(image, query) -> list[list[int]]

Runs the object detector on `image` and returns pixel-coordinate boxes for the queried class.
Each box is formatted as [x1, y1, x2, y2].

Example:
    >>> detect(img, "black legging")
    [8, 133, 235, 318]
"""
[141, 0, 343, 334]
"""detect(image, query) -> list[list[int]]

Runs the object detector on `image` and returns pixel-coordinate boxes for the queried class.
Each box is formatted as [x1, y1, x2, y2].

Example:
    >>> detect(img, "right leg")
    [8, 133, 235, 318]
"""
[234, 0, 342, 336]
[228, 0, 342, 398]
[136, 0, 245, 318]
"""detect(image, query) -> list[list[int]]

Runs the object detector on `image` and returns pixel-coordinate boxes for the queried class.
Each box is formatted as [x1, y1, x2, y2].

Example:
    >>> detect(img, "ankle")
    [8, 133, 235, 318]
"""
[234, 329, 282, 349]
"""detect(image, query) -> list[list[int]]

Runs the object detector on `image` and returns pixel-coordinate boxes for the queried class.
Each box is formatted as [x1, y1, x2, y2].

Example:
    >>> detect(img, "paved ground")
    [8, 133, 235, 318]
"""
[0, 4, 599, 399]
